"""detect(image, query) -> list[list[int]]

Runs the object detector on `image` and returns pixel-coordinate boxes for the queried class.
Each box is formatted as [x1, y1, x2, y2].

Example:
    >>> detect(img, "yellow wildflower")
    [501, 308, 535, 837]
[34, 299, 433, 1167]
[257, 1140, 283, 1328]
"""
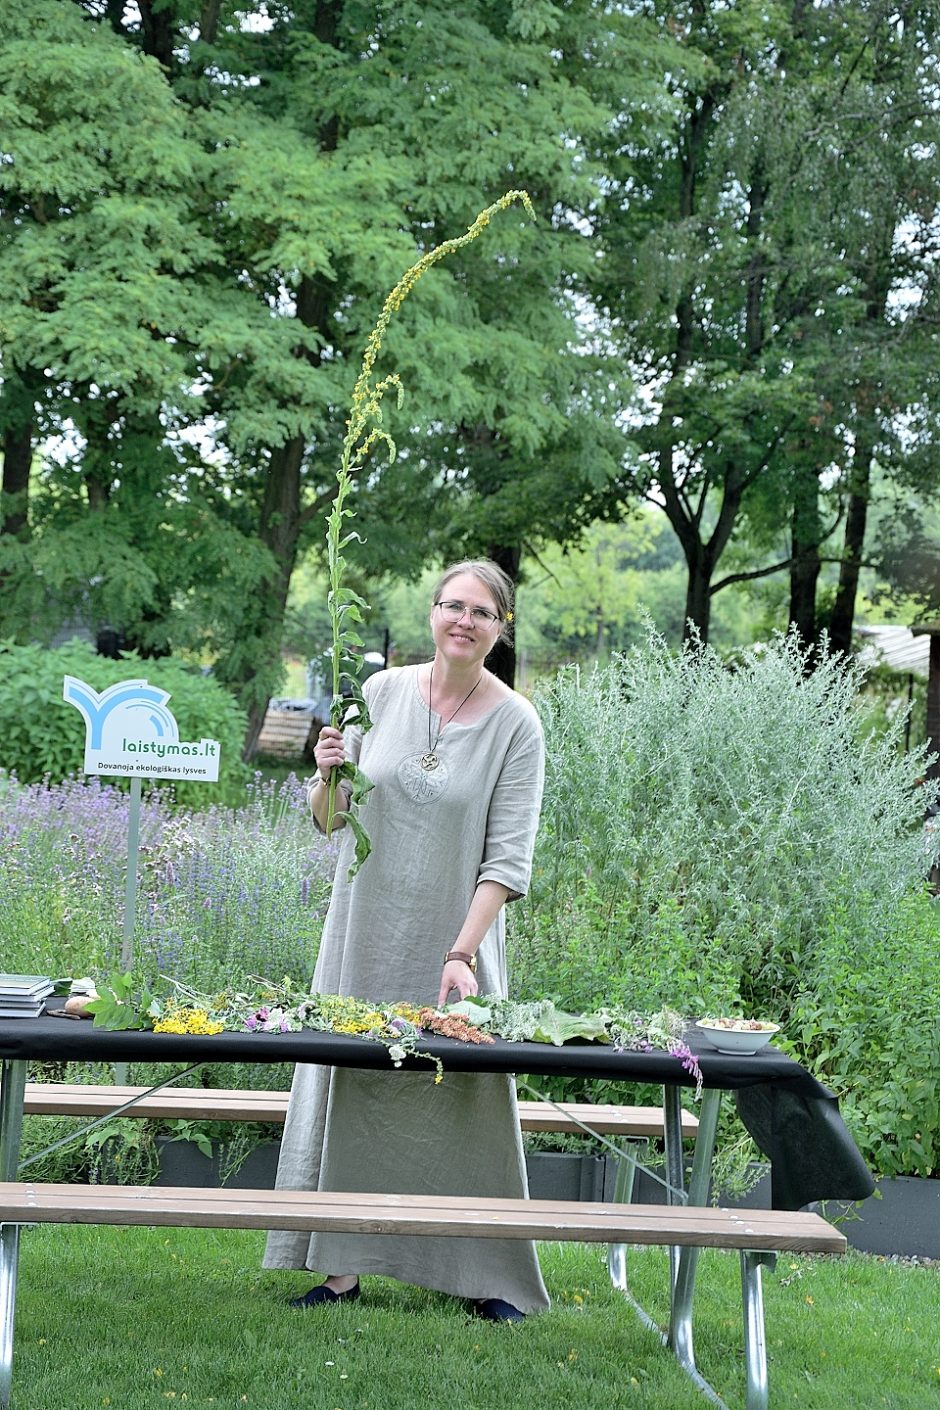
[153, 1005, 224, 1036]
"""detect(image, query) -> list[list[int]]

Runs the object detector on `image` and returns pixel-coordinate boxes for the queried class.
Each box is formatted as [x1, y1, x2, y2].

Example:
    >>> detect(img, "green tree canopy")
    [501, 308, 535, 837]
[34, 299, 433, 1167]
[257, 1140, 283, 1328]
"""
[596, 0, 940, 647]
[0, 1, 675, 751]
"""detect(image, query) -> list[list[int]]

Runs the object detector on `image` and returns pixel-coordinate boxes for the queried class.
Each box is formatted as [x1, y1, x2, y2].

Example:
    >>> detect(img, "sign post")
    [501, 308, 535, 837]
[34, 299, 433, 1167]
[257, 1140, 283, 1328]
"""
[63, 675, 222, 971]
[121, 777, 143, 971]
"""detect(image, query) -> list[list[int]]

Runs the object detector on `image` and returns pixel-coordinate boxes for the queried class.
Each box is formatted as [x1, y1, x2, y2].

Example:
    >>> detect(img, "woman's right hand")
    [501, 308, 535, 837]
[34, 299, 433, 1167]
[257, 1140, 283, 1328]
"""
[313, 725, 346, 781]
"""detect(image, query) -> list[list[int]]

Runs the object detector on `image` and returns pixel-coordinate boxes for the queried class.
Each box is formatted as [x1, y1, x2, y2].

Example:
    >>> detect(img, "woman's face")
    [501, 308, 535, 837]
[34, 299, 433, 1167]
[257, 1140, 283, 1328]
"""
[430, 571, 502, 671]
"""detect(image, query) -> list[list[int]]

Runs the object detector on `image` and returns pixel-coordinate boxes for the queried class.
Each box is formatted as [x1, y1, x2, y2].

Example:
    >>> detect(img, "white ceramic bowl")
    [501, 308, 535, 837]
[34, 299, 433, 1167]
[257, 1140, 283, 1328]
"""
[694, 1019, 780, 1055]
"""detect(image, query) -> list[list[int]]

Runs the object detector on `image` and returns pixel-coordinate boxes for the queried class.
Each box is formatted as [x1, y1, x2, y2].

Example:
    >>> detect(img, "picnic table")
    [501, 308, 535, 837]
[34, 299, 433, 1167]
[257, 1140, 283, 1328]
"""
[0, 1017, 873, 1409]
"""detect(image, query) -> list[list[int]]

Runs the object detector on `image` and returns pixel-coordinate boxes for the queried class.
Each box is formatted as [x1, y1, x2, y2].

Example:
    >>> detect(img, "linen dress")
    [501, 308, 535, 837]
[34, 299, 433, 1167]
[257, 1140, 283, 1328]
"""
[263, 665, 550, 1312]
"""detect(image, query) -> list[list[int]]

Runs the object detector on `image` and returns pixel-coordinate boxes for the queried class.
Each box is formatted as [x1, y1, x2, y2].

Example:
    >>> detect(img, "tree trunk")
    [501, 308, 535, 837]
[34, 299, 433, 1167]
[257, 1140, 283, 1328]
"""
[238, 436, 306, 760]
[926, 633, 940, 788]
[789, 466, 821, 653]
[828, 212, 891, 655]
[137, 0, 177, 71]
[485, 543, 520, 687]
[828, 436, 873, 658]
[0, 391, 33, 541]
[683, 551, 712, 644]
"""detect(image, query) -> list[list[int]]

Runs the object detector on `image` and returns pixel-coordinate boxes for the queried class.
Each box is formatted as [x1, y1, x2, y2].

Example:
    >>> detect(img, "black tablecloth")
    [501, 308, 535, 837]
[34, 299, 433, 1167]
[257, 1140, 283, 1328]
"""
[0, 1017, 874, 1211]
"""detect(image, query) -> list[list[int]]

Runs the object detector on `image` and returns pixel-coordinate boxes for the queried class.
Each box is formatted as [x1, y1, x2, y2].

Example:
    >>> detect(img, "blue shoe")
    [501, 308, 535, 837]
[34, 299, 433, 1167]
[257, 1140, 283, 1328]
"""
[472, 1298, 525, 1323]
[289, 1281, 360, 1309]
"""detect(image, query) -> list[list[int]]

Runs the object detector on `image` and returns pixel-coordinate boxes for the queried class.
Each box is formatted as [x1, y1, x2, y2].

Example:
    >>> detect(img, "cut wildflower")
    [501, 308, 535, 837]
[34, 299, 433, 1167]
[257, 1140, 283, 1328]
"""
[602, 1007, 704, 1098]
[81, 973, 713, 1093]
[323, 191, 535, 865]
[152, 1005, 224, 1037]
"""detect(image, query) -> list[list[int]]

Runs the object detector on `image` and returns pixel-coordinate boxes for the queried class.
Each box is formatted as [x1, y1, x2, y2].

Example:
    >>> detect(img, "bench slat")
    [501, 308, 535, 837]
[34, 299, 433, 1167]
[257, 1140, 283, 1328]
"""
[23, 1084, 697, 1136]
[0, 1182, 845, 1253]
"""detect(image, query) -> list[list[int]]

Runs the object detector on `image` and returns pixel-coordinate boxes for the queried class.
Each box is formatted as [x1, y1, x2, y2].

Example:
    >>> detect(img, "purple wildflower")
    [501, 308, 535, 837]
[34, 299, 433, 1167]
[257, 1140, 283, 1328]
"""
[670, 1041, 704, 1099]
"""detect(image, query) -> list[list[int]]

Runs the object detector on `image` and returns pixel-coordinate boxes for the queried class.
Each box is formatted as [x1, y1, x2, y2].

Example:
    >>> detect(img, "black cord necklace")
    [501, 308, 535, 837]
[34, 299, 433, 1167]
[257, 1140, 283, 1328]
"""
[421, 664, 483, 771]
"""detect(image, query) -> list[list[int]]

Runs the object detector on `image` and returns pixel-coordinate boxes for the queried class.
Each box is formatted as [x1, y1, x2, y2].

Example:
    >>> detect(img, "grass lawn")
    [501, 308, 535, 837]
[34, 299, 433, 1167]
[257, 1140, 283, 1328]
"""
[12, 1229, 938, 1409]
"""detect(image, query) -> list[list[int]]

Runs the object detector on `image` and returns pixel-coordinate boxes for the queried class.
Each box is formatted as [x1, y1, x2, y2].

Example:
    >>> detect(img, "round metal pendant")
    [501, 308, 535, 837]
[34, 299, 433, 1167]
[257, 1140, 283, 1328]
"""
[420, 752, 440, 771]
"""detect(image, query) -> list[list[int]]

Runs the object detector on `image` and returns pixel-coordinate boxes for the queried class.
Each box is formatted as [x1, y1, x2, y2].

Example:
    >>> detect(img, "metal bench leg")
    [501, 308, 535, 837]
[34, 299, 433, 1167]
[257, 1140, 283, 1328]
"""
[663, 1085, 687, 1292]
[0, 1226, 19, 1410]
[0, 1060, 27, 1410]
[607, 1142, 637, 1293]
[668, 1088, 724, 1407]
[741, 1250, 776, 1410]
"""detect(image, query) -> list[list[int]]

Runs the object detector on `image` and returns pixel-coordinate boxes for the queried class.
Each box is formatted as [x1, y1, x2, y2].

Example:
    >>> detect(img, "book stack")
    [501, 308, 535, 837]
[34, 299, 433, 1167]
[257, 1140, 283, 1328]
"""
[0, 975, 54, 1019]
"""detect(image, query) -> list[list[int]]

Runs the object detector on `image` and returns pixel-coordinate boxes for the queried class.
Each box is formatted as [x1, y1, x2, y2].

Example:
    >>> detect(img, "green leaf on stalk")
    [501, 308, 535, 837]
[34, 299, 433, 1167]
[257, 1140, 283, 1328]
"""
[344, 808, 373, 880]
[340, 760, 374, 805]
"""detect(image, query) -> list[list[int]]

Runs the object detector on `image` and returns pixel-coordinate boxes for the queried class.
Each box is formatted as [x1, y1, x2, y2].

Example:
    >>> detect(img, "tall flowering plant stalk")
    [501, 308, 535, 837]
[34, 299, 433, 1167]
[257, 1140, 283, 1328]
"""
[325, 190, 536, 873]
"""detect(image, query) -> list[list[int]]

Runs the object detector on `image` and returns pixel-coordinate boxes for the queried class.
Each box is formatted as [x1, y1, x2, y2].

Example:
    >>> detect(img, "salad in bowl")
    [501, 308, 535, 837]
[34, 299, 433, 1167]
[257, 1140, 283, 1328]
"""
[694, 1017, 780, 1055]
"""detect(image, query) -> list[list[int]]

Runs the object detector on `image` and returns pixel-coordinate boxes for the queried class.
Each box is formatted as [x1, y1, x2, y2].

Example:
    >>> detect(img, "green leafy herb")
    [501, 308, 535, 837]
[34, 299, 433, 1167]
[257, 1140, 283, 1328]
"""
[83, 971, 153, 1031]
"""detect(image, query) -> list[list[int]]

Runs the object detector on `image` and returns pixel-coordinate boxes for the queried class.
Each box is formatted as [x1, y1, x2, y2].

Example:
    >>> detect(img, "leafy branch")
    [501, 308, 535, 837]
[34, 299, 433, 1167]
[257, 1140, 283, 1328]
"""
[83, 971, 153, 1031]
[325, 189, 536, 873]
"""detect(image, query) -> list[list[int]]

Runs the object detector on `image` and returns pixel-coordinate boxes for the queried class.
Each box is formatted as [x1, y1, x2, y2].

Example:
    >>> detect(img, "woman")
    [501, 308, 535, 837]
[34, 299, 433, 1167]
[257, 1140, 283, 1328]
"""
[263, 560, 549, 1321]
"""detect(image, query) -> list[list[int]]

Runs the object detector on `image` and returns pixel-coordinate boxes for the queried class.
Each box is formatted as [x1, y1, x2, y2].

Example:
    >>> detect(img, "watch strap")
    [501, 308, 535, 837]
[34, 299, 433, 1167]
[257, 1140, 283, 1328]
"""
[444, 949, 477, 972]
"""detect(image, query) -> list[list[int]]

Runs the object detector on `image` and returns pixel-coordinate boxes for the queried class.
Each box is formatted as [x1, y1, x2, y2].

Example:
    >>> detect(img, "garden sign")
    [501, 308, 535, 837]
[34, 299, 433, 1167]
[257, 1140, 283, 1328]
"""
[63, 676, 221, 970]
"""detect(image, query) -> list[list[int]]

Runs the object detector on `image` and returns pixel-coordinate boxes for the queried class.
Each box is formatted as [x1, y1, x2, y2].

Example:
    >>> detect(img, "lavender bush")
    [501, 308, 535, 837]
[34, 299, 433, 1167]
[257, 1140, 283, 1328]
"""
[0, 772, 334, 989]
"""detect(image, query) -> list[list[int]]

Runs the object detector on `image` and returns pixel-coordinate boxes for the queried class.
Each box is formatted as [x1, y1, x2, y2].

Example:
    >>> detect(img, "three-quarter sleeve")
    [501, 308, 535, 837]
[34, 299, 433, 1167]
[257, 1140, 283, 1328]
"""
[477, 711, 545, 902]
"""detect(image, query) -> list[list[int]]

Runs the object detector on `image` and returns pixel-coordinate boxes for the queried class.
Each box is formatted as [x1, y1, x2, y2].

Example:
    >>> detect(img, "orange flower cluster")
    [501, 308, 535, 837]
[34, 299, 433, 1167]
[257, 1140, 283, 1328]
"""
[417, 1009, 495, 1044]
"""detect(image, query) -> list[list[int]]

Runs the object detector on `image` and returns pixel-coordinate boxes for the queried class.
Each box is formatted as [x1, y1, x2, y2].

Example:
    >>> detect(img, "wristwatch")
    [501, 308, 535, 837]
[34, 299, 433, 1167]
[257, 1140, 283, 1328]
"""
[444, 949, 477, 973]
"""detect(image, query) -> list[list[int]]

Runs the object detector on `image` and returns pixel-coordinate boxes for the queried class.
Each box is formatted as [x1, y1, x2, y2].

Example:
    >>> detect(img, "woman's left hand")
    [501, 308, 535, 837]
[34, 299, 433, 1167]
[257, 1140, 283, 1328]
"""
[437, 959, 479, 1007]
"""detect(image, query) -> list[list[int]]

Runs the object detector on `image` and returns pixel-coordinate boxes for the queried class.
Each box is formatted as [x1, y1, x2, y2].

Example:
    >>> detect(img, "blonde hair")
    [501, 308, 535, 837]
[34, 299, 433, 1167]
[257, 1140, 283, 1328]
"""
[432, 559, 514, 643]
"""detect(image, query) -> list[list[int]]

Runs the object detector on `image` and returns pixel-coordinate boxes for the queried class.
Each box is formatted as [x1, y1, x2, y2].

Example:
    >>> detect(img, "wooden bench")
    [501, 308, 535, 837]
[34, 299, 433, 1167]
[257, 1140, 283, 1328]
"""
[23, 1082, 698, 1139]
[0, 1180, 845, 1410]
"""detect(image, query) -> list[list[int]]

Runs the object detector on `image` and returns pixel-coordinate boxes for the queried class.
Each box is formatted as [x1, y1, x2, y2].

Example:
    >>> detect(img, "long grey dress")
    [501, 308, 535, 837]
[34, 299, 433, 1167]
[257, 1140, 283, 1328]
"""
[263, 665, 550, 1312]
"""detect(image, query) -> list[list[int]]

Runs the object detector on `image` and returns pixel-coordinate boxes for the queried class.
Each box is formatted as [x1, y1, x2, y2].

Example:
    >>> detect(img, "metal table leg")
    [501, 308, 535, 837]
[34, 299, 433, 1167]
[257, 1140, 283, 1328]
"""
[0, 1060, 28, 1410]
[741, 1250, 776, 1410]
[662, 1085, 687, 1292]
[668, 1087, 725, 1405]
[607, 1143, 647, 1313]
[607, 1086, 688, 1304]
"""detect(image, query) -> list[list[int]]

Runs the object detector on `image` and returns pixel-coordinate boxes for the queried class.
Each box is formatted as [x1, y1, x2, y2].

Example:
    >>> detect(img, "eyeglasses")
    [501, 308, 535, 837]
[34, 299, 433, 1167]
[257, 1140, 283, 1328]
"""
[435, 599, 500, 627]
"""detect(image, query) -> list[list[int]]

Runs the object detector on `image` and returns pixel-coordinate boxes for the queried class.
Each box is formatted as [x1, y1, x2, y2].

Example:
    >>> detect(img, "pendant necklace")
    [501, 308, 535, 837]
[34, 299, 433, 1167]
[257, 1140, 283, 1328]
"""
[421, 665, 483, 771]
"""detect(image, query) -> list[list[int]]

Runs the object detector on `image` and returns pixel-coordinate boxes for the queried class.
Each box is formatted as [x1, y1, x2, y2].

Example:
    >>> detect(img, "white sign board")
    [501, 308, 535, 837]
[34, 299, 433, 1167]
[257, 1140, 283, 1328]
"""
[63, 676, 221, 782]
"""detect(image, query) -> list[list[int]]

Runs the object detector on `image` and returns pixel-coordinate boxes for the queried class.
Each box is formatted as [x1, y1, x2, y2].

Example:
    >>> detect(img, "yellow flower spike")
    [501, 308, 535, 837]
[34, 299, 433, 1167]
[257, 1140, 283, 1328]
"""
[326, 190, 535, 843]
